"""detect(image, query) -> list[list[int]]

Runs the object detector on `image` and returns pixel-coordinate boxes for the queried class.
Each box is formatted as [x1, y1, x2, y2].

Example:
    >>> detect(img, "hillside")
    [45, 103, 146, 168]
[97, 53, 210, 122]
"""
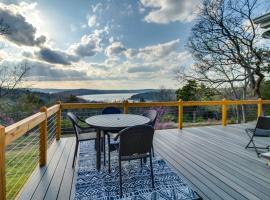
[55, 89, 155, 96]
[130, 90, 176, 102]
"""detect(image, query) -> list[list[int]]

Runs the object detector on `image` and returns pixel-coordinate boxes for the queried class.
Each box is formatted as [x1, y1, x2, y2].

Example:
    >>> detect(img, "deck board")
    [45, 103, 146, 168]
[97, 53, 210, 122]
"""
[17, 124, 270, 200]
[57, 139, 76, 200]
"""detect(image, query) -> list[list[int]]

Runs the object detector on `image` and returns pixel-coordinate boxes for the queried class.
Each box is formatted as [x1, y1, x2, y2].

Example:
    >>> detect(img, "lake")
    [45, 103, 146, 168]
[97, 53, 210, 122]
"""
[78, 93, 137, 102]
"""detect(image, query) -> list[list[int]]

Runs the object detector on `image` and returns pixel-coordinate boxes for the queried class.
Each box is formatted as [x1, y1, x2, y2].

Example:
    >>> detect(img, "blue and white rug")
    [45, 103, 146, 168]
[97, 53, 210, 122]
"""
[74, 141, 201, 200]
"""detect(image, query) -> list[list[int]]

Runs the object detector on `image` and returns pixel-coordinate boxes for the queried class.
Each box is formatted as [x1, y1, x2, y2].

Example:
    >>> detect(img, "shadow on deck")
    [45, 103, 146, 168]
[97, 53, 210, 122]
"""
[17, 123, 270, 200]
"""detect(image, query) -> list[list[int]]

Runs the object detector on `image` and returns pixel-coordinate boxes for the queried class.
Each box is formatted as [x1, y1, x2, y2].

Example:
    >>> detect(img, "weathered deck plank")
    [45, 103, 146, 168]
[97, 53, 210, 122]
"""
[17, 124, 270, 200]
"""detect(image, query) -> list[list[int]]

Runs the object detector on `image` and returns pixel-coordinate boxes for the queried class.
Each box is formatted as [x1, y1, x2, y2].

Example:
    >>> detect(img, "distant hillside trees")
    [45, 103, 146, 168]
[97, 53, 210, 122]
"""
[260, 80, 270, 100]
[175, 80, 216, 101]
[175, 80, 219, 123]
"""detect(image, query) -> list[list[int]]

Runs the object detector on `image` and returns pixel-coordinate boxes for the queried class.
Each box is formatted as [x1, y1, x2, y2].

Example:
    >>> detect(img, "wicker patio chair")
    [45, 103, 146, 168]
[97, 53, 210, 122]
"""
[115, 125, 155, 197]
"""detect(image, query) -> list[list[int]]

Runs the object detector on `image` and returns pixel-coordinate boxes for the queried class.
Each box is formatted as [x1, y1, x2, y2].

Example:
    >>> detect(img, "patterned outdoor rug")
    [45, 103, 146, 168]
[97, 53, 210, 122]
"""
[74, 141, 201, 200]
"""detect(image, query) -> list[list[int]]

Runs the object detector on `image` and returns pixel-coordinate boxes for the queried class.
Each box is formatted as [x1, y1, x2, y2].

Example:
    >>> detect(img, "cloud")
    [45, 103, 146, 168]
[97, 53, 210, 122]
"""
[87, 15, 97, 27]
[26, 61, 88, 81]
[0, 3, 46, 46]
[140, 0, 200, 24]
[124, 49, 138, 59]
[35, 47, 79, 65]
[125, 39, 180, 62]
[92, 3, 102, 13]
[105, 42, 126, 57]
[1, 59, 89, 81]
[69, 34, 102, 57]
[128, 65, 160, 73]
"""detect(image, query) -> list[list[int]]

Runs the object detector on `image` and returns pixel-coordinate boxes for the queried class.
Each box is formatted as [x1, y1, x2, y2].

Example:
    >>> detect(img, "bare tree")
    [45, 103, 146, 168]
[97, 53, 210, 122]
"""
[177, 0, 270, 98]
[0, 18, 29, 98]
[0, 62, 29, 97]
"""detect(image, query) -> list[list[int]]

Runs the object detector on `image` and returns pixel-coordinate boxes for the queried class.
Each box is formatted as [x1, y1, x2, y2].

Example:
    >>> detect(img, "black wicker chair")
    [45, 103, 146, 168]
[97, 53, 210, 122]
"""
[142, 110, 157, 157]
[115, 125, 155, 197]
[67, 112, 103, 167]
[245, 116, 270, 156]
[101, 107, 121, 172]
[102, 107, 121, 115]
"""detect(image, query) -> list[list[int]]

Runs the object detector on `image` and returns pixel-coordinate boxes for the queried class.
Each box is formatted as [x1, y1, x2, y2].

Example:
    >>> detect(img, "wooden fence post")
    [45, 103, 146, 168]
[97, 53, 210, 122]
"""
[0, 126, 6, 200]
[222, 99, 227, 127]
[124, 100, 129, 114]
[56, 101, 61, 140]
[39, 107, 47, 166]
[257, 98, 263, 117]
[178, 99, 183, 129]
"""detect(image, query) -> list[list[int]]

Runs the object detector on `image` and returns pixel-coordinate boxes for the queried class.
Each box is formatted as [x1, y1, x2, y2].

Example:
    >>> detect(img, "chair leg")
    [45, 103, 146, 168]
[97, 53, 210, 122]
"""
[119, 159, 123, 198]
[245, 134, 254, 149]
[251, 139, 260, 157]
[108, 135, 111, 173]
[140, 158, 143, 168]
[149, 153, 155, 188]
[152, 144, 155, 157]
[103, 137, 106, 166]
[73, 141, 79, 168]
[245, 135, 260, 157]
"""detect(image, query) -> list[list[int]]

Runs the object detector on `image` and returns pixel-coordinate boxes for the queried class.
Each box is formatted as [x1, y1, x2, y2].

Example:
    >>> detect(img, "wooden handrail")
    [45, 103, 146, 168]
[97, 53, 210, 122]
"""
[5, 112, 46, 145]
[5, 104, 60, 146]
[47, 104, 60, 118]
[61, 99, 270, 109]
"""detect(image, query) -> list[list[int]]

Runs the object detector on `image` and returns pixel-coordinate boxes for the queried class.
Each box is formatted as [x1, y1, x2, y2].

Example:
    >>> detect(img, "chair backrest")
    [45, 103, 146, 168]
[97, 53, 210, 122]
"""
[255, 116, 270, 136]
[67, 112, 80, 138]
[142, 109, 158, 127]
[118, 125, 154, 157]
[102, 107, 121, 114]
[256, 116, 270, 129]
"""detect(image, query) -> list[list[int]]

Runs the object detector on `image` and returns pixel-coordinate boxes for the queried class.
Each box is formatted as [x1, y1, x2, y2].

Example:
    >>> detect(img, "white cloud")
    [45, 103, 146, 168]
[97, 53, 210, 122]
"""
[87, 15, 97, 27]
[69, 34, 102, 57]
[140, 0, 200, 24]
[92, 3, 102, 13]
[105, 42, 126, 57]
[0, 3, 46, 46]
[125, 39, 180, 62]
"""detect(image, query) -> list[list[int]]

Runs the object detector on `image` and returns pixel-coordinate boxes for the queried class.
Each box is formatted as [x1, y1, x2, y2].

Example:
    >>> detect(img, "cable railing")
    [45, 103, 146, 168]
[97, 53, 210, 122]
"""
[0, 98, 269, 200]
[0, 104, 61, 200]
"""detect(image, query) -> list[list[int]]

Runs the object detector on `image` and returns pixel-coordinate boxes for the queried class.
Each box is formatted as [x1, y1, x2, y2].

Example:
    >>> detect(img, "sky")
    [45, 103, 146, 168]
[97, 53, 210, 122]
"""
[0, 0, 267, 89]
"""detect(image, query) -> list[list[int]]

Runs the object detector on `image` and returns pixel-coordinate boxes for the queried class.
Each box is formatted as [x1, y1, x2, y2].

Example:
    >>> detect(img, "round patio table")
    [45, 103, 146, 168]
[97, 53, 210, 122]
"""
[85, 114, 150, 170]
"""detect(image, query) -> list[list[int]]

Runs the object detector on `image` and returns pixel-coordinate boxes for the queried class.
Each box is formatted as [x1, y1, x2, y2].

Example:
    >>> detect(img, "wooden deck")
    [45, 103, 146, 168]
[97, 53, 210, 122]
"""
[17, 124, 270, 200]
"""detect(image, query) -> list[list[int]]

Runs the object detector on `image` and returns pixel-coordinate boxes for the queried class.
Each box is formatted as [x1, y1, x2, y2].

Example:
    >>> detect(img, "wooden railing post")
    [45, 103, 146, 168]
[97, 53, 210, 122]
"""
[178, 99, 183, 129]
[124, 100, 129, 114]
[56, 101, 61, 140]
[39, 107, 47, 166]
[257, 98, 263, 117]
[222, 99, 227, 127]
[0, 126, 6, 200]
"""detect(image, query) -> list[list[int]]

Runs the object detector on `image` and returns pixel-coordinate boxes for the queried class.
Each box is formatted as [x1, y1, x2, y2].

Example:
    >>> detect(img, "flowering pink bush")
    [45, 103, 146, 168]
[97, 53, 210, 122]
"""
[0, 114, 15, 126]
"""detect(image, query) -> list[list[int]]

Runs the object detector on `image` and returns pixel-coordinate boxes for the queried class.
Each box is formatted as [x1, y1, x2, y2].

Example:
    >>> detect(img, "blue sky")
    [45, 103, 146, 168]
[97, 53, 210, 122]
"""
[0, 0, 268, 89]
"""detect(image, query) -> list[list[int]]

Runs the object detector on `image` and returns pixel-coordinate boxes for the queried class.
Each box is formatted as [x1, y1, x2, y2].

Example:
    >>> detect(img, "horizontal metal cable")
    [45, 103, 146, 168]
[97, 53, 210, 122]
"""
[6, 135, 39, 166]
[6, 142, 39, 175]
